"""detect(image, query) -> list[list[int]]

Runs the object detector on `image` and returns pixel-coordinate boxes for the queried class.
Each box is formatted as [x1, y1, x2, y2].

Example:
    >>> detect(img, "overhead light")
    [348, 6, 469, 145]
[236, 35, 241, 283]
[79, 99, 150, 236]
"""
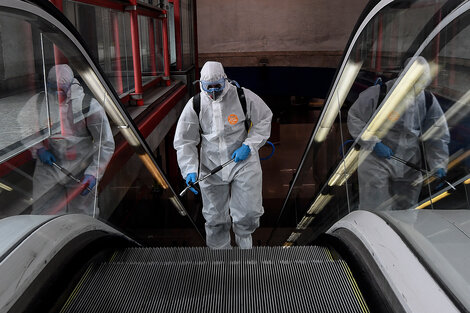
[415, 191, 450, 209]
[283, 242, 293, 248]
[314, 60, 363, 143]
[465, 178, 470, 185]
[421, 88, 470, 141]
[362, 58, 433, 141]
[307, 194, 333, 215]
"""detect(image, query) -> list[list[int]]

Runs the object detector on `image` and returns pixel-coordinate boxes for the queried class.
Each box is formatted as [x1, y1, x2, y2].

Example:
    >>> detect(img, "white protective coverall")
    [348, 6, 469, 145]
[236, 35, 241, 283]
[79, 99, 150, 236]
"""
[174, 61, 272, 249]
[347, 65, 449, 211]
[22, 64, 115, 216]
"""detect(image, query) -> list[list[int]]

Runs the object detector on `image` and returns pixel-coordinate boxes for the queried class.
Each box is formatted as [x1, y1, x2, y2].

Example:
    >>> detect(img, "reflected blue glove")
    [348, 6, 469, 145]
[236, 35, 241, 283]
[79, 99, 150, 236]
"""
[185, 172, 198, 195]
[434, 168, 447, 191]
[373, 142, 394, 159]
[435, 168, 446, 179]
[231, 144, 251, 163]
[37, 147, 56, 165]
[80, 174, 96, 196]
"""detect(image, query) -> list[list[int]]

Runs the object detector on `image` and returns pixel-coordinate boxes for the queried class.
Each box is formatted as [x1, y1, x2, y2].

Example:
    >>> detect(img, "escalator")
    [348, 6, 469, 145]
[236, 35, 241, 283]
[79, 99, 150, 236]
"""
[58, 246, 368, 313]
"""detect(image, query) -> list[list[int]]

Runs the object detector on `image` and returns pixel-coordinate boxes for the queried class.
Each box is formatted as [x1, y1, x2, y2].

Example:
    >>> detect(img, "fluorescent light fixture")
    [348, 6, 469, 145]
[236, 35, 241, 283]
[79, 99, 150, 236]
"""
[120, 127, 142, 148]
[0, 182, 13, 192]
[307, 194, 333, 215]
[78, 68, 128, 128]
[314, 60, 363, 143]
[283, 242, 293, 248]
[169, 196, 187, 216]
[138, 153, 169, 189]
[465, 178, 470, 185]
[415, 191, 450, 209]
[421, 89, 470, 141]
[328, 148, 361, 186]
[287, 232, 301, 242]
[362, 58, 432, 141]
[297, 216, 315, 230]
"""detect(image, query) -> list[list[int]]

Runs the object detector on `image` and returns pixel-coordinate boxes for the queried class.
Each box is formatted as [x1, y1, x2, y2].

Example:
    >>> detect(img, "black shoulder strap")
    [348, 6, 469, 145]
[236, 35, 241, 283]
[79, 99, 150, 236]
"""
[424, 90, 433, 112]
[82, 93, 92, 116]
[193, 93, 201, 118]
[376, 83, 387, 110]
[236, 87, 251, 132]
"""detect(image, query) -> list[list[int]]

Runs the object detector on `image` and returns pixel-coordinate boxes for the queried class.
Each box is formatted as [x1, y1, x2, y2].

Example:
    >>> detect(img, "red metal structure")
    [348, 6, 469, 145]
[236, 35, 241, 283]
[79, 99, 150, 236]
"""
[50, 0, 182, 104]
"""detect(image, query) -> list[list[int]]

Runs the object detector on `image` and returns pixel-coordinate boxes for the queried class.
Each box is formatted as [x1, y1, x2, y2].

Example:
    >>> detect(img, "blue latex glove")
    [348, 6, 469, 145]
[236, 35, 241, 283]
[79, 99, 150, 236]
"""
[373, 142, 394, 159]
[80, 174, 96, 196]
[435, 168, 446, 179]
[185, 172, 198, 195]
[37, 147, 56, 165]
[231, 144, 251, 163]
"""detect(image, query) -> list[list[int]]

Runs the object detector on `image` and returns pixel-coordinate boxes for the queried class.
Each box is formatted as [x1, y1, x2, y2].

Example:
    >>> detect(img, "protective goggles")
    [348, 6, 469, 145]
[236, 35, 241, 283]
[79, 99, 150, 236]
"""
[200, 78, 226, 93]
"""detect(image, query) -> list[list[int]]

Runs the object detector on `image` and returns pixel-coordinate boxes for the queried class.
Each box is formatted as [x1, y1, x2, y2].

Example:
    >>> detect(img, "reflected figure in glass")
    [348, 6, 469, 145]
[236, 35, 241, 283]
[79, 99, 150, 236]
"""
[347, 58, 450, 211]
[19, 64, 115, 216]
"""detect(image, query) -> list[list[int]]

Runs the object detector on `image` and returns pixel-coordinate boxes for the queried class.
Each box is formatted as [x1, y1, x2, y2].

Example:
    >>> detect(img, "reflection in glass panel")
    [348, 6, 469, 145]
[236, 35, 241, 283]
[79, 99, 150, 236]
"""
[275, 0, 459, 244]
[0, 5, 187, 221]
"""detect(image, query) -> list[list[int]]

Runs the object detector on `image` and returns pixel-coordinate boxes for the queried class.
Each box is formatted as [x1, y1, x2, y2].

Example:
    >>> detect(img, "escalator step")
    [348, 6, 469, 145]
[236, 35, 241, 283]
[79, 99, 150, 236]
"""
[60, 246, 368, 313]
[111, 246, 332, 263]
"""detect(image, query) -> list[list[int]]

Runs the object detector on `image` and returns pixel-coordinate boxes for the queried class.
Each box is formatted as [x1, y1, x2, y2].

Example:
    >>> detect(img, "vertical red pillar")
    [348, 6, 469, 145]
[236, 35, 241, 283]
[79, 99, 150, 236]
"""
[148, 19, 158, 76]
[112, 14, 124, 95]
[129, 1, 144, 105]
[162, 12, 171, 86]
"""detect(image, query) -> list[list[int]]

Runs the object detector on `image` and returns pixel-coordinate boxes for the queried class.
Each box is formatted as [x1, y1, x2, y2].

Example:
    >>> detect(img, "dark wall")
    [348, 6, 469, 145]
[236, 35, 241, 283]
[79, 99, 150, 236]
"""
[224, 67, 336, 98]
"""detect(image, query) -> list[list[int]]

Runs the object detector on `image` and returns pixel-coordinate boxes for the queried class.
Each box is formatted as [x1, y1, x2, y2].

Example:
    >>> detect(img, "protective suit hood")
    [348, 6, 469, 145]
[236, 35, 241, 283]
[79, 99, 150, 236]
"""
[200, 61, 229, 101]
[47, 64, 74, 94]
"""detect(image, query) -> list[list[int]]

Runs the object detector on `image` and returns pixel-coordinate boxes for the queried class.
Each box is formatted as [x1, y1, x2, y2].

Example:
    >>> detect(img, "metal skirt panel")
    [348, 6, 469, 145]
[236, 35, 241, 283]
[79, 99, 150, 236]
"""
[60, 246, 369, 313]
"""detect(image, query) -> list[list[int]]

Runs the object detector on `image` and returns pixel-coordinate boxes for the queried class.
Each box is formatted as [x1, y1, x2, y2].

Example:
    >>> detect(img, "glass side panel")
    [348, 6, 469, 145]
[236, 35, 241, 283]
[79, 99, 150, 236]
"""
[276, 0, 451, 241]
[278, 0, 470, 309]
[0, 5, 188, 227]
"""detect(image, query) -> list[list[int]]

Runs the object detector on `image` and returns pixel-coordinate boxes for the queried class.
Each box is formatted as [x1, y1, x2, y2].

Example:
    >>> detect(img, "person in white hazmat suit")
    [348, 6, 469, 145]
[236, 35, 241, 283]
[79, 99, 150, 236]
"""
[174, 61, 272, 249]
[22, 64, 115, 216]
[347, 57, 449, 211]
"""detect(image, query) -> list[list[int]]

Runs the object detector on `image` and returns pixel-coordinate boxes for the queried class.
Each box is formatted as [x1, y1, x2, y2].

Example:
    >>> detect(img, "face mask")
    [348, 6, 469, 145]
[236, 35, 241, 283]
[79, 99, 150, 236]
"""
[201, 78, 225, 100]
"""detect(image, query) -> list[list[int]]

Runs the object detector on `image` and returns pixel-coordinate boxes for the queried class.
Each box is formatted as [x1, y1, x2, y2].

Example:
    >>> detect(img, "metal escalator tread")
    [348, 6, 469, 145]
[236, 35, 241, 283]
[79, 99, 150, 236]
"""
[60, 246, 369, 313]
